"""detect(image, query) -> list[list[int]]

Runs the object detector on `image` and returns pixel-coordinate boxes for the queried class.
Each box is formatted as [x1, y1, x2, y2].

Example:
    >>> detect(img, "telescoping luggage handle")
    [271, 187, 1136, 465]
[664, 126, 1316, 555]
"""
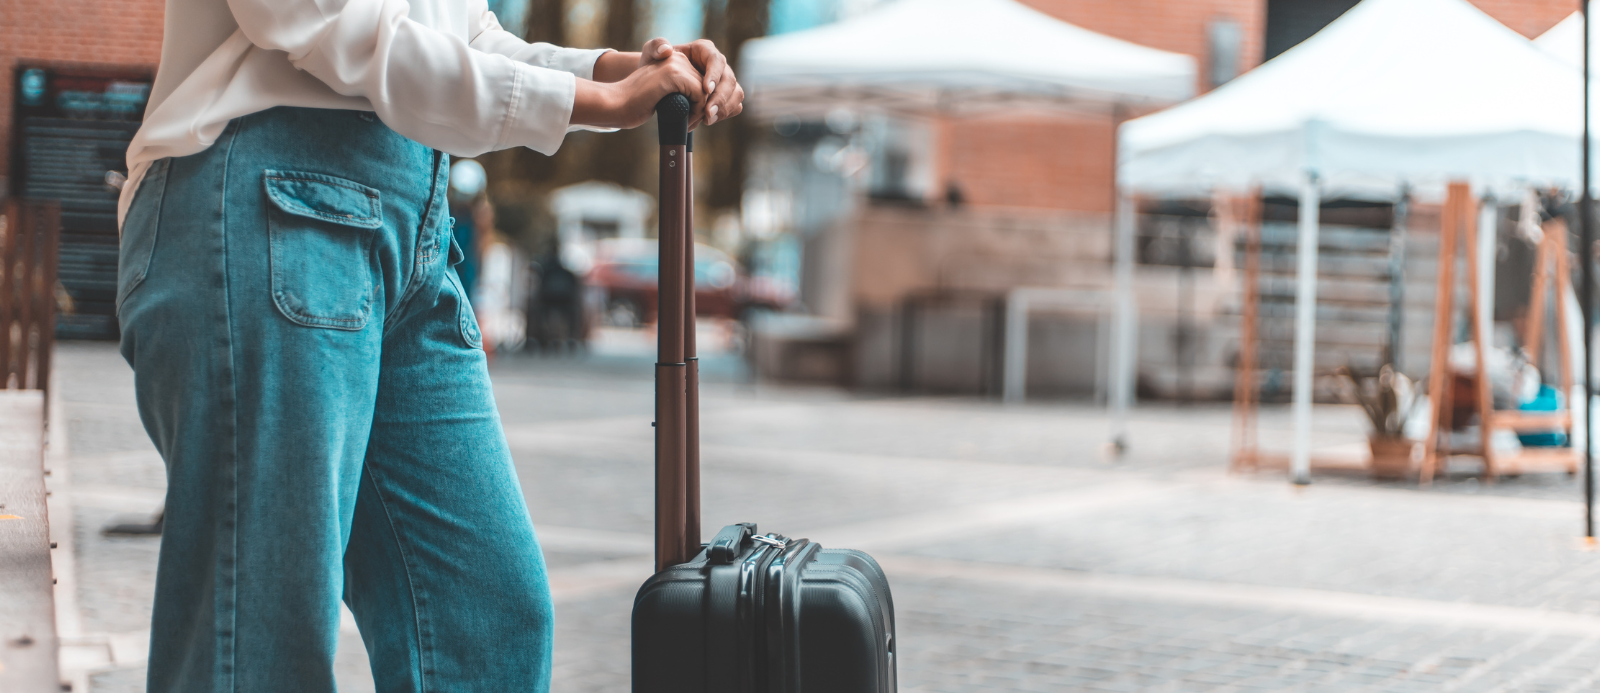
[654, 93, 700, 571]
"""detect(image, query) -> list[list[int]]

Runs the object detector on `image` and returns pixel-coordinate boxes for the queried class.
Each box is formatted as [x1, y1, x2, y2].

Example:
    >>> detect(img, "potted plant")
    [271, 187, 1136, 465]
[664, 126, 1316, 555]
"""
[1336, 364, 1422, 479]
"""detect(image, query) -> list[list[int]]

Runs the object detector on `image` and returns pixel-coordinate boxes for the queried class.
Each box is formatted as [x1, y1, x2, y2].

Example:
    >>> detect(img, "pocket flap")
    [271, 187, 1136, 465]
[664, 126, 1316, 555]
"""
[263, 170, 382, 229]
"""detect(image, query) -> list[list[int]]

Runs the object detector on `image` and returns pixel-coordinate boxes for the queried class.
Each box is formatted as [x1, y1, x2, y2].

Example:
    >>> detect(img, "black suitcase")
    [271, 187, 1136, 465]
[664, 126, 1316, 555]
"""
[630, 95, 898, 693]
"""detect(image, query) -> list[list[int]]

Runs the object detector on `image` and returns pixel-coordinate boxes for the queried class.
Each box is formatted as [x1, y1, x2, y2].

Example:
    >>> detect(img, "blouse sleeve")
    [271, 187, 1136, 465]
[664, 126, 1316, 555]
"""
[226, 0, 579, 155]
[466, 5, 612, 81]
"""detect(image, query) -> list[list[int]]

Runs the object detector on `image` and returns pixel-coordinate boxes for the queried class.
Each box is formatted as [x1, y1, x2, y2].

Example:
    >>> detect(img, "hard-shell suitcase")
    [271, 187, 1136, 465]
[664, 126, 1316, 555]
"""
[630, 95, 898, 693]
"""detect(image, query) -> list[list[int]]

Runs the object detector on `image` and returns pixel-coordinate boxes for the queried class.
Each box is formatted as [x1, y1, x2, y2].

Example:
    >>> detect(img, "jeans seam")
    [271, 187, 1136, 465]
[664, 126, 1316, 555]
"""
[364, 464, 433, 692]
[217, 116, 243, 693]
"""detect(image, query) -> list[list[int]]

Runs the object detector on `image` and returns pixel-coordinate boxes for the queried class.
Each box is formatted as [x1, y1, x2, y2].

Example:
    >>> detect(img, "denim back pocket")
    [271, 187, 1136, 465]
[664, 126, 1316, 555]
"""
[116, 159, 170, 313]
[263, 170, 382, 330]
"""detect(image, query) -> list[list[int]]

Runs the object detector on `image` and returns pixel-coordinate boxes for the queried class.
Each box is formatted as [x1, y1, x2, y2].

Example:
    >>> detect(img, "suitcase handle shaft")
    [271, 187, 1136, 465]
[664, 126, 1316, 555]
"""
[654, 93, 700, 570]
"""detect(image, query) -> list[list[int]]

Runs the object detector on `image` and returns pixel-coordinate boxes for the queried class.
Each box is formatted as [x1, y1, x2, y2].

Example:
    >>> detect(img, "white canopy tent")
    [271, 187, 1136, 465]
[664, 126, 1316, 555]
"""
[1537, 8, 1600, 187]
[740, 0, 1196, 119]
[1122, 0, 1583, 196]
[1537, 9, 1586, 69]
[742, 0, 1196, 446]
[1118, 0, 1586, 483]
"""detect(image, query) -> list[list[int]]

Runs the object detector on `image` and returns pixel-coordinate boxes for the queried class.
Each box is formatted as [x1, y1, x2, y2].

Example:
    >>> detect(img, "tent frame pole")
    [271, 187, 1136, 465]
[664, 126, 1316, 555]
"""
[1110, 104, 1134, 455]
[1584, 0, 1595, 541]
[1111, 192, 1136, 454]
[1290, 171, 1321, 486]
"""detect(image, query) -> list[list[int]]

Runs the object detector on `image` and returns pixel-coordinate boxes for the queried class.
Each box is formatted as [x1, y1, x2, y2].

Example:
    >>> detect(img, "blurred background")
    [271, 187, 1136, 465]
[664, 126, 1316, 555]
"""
[13, 0, 1600, 691]
[6, 0, 1586, 401]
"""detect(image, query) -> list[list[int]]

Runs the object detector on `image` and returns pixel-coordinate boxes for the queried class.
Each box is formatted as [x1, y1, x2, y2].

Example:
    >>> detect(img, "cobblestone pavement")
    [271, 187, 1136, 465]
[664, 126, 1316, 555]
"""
[45, 341, 1600, 692]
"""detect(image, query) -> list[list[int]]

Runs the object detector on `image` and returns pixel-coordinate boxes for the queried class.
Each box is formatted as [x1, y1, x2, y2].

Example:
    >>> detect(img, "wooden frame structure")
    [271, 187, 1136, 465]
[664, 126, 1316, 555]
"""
[1421, 183, 1579, 484]
[0, 200, 60, 396]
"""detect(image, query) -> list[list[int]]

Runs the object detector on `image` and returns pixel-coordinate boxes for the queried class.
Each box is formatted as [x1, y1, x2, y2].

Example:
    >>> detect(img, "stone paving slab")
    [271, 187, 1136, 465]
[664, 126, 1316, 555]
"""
[903, 479, 1600, 616]
[887, 574, 1600, 693]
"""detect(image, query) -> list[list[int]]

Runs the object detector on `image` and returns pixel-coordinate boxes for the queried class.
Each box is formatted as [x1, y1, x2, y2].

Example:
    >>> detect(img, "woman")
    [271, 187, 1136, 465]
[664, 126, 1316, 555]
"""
[114, 0, 743, 689]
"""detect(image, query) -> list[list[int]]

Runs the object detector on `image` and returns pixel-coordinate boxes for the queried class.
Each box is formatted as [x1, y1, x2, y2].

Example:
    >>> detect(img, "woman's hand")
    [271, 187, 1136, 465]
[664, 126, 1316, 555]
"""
[584, 37, 744, 130]
[670, 39, 744, 127]
[572, 49, 705, 130]
[591, 38, 675, 83]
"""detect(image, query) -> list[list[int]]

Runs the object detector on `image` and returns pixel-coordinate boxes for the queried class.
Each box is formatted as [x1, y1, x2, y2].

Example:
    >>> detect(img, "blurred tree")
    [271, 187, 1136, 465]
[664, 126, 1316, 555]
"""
[524, 0, 566, 44]
[483, 0, 569, 198]
[605, 0, 640, 48]
[581, 0, 652, 191]
[484, 0, 653, 251]
[698, 0, 768, 213]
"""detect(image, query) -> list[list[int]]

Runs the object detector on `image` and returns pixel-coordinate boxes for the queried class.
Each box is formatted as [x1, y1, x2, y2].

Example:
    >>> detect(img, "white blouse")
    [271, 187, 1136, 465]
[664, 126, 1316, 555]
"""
[119, 0, 609, 227]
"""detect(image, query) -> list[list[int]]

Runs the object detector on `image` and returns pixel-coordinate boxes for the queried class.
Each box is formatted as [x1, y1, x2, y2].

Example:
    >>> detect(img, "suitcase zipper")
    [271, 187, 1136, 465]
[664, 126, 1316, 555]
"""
[737, 538, 783, 692]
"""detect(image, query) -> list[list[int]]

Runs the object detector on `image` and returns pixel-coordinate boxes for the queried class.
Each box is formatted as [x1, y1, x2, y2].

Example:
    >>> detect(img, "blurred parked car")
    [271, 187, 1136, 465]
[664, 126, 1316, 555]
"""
[585, 238, 790, 328]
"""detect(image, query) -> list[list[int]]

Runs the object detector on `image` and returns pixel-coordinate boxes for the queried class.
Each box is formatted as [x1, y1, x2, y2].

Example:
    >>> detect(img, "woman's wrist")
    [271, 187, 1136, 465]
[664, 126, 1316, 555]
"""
[572, 78, 624, 128]
[592, 51, 641, 83]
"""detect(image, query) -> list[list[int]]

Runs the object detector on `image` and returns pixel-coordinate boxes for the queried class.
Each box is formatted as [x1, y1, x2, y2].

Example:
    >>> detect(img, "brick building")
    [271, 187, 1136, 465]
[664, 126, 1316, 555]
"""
[1, 0, 163, 338]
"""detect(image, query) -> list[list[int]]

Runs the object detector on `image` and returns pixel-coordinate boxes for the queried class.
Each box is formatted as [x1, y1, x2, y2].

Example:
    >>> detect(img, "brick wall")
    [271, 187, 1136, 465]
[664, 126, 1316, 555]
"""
[1469, 0, 1572, 39]
[1024, 0, 1269, 94]
[0, 0, 164, 190]
[943, 116, 1118, 213]
[940, 0, 1267, 213]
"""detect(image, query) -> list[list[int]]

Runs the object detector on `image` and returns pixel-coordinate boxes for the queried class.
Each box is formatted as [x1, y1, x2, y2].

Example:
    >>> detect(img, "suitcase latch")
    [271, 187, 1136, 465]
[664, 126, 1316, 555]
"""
[752, 534, 788, 549]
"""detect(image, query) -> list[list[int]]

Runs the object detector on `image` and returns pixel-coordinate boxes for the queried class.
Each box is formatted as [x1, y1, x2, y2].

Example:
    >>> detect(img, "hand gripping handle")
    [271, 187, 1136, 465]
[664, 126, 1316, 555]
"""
[656, 93, 692, 146]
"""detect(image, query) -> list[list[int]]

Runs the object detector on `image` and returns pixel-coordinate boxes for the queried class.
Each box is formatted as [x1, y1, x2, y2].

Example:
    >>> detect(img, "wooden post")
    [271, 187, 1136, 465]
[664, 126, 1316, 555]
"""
[14, 202, 34, 390]
[1554, 221, 1575, 429]
[1526, 223, 1553, 363]
[1423, 183, 1468, 485]
[34, 202, 58, 397]
[1230, 190, 1263, 472]
[0, 203, 14, 388]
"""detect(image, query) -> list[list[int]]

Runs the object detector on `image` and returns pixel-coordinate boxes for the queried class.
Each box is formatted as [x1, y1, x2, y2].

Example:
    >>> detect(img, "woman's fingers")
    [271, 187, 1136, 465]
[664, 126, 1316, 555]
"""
[708, 67, 740, 125]
[666, 53, 707, 116]
[696, 42, 728, 120]
[728, 83, 745, 118]
[671, 40, 727, 124]
[640, 37, 673, 67]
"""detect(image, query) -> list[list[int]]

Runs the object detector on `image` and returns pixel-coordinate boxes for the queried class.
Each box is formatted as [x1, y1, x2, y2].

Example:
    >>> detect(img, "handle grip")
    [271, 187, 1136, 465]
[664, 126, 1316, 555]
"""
[708, 523, 757, 564]
[656, 93, 693, 146]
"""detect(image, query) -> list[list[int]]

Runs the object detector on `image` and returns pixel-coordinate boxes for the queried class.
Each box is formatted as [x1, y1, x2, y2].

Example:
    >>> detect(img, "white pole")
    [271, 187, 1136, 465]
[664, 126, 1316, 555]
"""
[1477, 196, 1497, 352]
[1290, 172, 1321, 485]
[1003, 289, 1029, 403]
[1110, 192, 1137, 453]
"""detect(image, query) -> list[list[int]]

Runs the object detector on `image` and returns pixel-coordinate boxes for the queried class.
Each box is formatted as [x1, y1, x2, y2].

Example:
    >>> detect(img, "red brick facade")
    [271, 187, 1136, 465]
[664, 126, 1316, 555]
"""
[0, 0, 164, 190]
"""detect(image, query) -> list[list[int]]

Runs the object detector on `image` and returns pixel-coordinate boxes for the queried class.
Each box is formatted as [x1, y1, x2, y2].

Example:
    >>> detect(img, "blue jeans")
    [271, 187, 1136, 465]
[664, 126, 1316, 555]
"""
[117, 107, 552, 692]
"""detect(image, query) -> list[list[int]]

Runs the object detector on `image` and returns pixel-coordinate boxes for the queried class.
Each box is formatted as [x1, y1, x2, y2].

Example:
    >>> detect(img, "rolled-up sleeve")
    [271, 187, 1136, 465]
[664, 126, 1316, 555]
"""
[226, 0, 577, 156]
[467, 7, 611, 81]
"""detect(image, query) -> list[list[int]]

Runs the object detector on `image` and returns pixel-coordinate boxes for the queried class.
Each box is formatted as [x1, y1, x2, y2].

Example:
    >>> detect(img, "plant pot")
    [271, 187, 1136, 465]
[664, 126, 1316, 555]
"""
[1368, 435, 1418, 479]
